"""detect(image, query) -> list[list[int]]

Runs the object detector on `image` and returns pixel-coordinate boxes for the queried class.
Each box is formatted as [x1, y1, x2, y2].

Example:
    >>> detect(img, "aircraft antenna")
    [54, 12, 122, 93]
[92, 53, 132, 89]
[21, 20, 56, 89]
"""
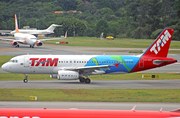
[131, 105, 136, 111]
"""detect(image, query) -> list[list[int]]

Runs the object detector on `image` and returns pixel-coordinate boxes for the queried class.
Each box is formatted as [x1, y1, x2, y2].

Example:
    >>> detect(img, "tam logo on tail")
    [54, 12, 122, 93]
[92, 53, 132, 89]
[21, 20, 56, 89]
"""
[143, 28, 174, 57]
[150, 30, 171, 55]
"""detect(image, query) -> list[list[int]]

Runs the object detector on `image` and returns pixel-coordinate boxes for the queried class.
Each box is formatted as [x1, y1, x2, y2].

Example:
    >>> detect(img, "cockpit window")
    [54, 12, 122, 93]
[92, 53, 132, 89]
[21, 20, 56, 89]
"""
[9, 59, 18, 63]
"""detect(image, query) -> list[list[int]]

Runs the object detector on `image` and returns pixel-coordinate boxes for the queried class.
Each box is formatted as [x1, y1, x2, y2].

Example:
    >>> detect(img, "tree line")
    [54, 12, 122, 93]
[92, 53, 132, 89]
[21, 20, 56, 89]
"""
[0, 0, 180, 40]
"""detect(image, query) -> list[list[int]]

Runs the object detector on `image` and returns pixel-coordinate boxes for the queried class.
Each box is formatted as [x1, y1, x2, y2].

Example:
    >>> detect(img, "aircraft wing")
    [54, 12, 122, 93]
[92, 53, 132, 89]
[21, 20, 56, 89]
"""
[63, 65, 114, 73]
[38, 37, 65, 41]
[0, 37, 14, 41]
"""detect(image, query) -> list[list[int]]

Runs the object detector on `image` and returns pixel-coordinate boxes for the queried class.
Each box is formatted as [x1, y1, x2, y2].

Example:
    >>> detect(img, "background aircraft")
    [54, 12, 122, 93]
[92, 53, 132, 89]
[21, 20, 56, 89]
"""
[0, 14, 65, 48]
[1, 28, 177, 83]
[10, 24, 62, 36]
[0, 108, 180, 118]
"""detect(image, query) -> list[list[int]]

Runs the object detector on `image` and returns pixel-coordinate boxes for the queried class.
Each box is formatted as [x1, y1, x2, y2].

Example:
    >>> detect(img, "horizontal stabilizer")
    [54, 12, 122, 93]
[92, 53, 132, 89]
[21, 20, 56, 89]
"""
[153, 59, 177, 65]
[171, 109, 180, 112]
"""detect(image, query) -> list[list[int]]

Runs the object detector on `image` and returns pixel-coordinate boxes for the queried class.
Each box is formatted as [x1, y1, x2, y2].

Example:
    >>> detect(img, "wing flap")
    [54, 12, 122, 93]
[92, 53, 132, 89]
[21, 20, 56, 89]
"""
[63, 65, 113, 73]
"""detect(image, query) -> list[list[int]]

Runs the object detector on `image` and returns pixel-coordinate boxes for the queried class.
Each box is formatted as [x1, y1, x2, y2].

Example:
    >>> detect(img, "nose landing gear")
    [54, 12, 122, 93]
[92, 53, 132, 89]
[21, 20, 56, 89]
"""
[23, 74, 28, 83]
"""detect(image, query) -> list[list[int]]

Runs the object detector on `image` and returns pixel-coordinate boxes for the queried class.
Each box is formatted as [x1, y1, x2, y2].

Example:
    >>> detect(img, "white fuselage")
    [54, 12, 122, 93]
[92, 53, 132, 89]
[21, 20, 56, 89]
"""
[2, 55, 98, 74]
[11, 29, 53, 35]
[14, 33, 37, 46]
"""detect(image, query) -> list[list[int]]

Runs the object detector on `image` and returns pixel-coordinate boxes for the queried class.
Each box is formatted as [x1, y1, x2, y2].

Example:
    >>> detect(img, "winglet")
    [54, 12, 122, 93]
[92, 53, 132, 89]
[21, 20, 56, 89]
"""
[15, 14, 20, 33]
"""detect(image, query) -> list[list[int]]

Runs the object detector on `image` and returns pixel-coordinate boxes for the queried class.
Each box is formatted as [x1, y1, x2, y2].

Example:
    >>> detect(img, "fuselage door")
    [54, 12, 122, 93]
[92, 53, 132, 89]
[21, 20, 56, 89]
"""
[139, 58, 144, 68]
[24, 56, 29, 67]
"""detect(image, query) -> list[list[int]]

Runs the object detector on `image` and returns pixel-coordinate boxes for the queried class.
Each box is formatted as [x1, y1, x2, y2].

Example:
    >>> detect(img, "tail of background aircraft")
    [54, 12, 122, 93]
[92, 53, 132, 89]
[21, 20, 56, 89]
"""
[46, 24, 62, 31]
[15, 14, 20, 33]
[142, 28, 174, 57]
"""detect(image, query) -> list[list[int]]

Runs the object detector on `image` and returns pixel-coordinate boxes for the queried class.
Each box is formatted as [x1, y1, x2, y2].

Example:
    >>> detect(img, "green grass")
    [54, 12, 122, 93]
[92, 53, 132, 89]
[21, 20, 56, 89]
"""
[0, 89, 180, 102]
[0, 73, 179, 81]
[44, 37, 180, 49]
[0, 55, 14, 66]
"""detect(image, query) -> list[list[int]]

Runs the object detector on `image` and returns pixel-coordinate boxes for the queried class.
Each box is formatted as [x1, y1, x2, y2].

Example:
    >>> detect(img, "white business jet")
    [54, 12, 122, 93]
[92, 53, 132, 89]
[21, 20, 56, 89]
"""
[10, 24, 62, 36]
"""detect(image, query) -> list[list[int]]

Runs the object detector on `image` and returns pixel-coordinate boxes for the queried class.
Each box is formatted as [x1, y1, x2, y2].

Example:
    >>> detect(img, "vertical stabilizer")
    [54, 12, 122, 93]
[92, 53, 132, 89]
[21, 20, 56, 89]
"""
[46, 24, 62, 31]
[15, 14, 20, 33]
[143, 28, 174, 57]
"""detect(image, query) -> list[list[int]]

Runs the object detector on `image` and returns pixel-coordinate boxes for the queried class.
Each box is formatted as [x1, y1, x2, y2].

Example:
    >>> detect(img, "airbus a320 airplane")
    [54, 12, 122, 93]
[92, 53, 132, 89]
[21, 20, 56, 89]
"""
[0, 14, 65, 48]
[1, 28, 177, 83]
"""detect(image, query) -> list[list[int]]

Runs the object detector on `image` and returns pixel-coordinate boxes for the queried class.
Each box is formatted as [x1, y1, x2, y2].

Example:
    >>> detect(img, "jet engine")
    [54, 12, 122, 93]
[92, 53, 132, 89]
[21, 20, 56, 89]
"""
[54, 70, 79, 80]
[11, 41, 18, 46]
[50, 74, 58, 79]
[36, 41, 43, 46]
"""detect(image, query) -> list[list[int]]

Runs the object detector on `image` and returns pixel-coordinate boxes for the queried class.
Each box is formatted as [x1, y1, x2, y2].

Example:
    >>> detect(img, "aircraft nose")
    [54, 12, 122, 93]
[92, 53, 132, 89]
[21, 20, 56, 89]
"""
[1, 63, 8, 72]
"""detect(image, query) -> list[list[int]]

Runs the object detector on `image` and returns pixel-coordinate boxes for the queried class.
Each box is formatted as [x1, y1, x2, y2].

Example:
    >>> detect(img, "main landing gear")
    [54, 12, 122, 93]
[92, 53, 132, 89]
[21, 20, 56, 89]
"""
[23, 74, 28, 83]
[15, 45, 19, 48]
[79, 76, 91, 84]
[30, 45, 34, 48]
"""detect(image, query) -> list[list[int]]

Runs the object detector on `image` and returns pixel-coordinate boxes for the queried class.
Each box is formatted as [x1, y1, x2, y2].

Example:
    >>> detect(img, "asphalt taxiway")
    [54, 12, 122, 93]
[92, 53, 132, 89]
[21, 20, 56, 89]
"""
[0, 101, 180, 111]
[0, 80, 180, 89]
[0, 40, 180, 110]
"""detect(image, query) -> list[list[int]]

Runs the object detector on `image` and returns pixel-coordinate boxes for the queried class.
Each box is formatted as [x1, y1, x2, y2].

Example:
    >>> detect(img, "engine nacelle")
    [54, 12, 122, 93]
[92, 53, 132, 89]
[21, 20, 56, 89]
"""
[57, 70, 79, 80]
[36, 41, 43, 46]
[11, 41, 18, 46]
[50, 74, 58, 79]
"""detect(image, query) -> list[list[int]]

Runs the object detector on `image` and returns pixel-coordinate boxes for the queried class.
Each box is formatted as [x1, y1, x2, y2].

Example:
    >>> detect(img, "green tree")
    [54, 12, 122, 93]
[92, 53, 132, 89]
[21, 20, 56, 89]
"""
[95, 19, 109, 37]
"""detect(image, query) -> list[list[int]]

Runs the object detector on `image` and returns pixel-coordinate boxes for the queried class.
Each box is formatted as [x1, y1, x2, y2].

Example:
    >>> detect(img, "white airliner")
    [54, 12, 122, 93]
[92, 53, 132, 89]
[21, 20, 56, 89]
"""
[1, 28, 177, 83]
[0, 14, 65, 48]
[10, 24, 62, 35]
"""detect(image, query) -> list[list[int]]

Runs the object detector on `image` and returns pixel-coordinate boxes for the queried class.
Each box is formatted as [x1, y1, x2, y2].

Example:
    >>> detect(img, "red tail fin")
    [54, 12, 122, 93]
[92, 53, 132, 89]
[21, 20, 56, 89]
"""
[15, 14, 20, 33]
[143, 28, 174, 57]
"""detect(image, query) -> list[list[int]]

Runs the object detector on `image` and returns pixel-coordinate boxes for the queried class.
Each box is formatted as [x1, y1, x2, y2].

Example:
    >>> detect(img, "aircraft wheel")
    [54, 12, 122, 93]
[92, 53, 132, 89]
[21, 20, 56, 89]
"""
[15, 45, 19, 48]
[79, 77, 85, 83]
[23, 79, 28, 83]
[85, 78, 91, 84]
